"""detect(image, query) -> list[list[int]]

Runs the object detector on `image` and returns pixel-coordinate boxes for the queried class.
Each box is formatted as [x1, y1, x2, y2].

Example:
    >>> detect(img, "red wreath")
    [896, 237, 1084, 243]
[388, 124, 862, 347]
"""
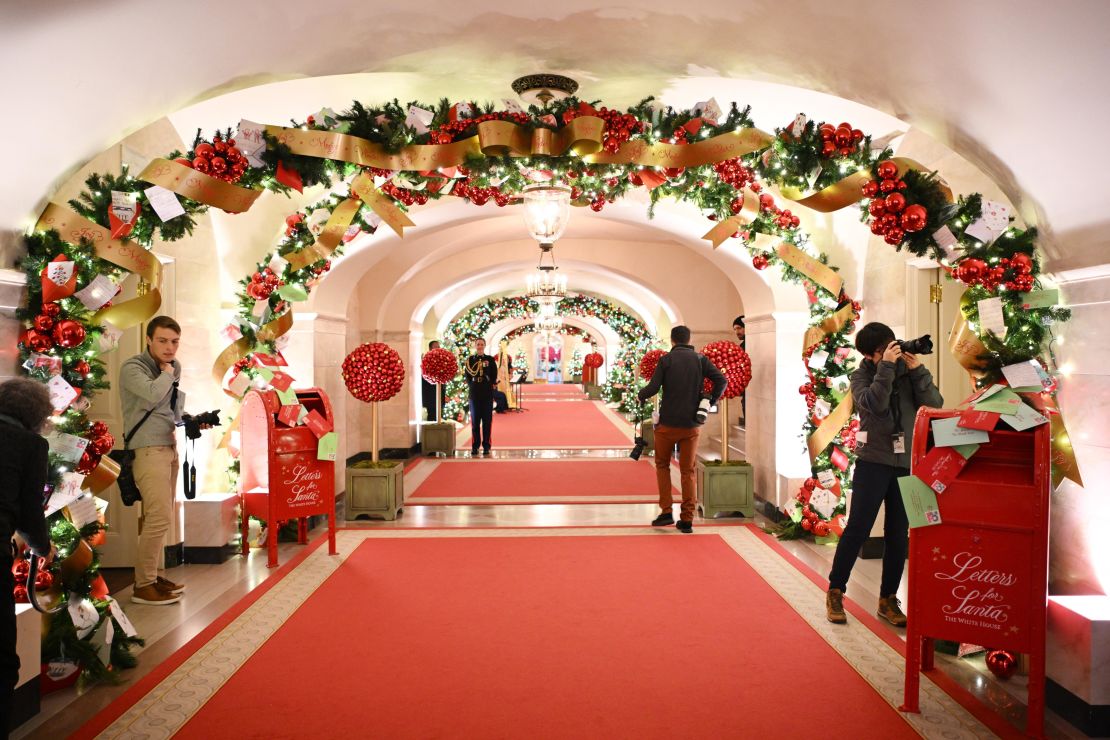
[638, 349, 666, 380]
[421, 348, 458, 384]
[700, 341, 752, 399]
[342, 342, 405, 402]
[584, 352, 604, 369]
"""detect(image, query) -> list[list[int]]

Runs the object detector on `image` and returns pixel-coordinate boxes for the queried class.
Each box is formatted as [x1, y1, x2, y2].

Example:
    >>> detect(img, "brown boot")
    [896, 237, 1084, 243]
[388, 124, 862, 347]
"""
[131, 583, 182, 605]
[878, 595, 907, 627]
[826, 588, 847, 624]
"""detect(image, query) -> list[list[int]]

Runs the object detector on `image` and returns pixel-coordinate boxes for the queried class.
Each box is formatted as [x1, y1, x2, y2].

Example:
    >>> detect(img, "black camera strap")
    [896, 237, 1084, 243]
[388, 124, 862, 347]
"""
[182, 437, 197, 500]
[123, 407, 157, 450]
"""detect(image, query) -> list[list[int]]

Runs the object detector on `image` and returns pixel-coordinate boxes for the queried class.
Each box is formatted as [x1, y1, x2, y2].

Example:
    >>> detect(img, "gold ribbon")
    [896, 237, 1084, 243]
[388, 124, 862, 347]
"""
[35, 203, 164, 330]
[138, 159, 261, 214]
[266, 125, 482, 171]
[585, 128, 774, 167]
[802, 302, 856, 353]
[948, 289, 991, 382]
[777, 157, 953, 213]
[807, 394, 855, 462]
[777, 243, 843, 297]
[476, 117, 604, 157]
[286, 179, 369, 270]
[211, 310, 295, 392]
[1049, 410, 1083, 489]
[701, 190, 761, 248]
[358, 184, 415, 237]
[81, 455, 121, 494]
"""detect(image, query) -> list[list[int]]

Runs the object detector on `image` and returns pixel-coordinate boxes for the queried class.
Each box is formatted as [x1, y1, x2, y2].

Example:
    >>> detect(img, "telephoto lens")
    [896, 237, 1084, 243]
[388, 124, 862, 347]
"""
[695, 396, 712, 425]
[897, 334, 934, 355]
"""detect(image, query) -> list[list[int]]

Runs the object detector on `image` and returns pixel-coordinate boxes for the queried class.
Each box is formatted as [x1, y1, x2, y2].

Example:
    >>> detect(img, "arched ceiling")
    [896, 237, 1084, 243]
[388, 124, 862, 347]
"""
[4, 0, 1107, 272]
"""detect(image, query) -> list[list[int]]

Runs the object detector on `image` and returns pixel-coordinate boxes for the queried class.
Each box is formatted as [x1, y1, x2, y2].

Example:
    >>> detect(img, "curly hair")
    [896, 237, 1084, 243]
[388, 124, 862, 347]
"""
[0, 377, 54, 432]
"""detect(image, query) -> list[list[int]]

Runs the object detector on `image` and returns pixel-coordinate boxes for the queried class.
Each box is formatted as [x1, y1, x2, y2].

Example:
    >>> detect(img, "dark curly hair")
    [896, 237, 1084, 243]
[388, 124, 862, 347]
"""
[0, 377, 54, 433]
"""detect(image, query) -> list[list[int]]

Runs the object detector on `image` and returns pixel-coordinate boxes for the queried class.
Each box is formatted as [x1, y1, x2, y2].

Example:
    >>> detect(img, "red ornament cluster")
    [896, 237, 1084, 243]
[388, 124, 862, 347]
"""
[818, 122, 864, 158]
[794, 478, 833, 535]
[862, 161, 928, 246]
[711, 158, 756, 190]
[77, 420, 114, 475]
[638, 349, 666, 381]
[11, 554, 52, 603]
[174, 134, 248, 184]
[757, 192, 801, 230]
[420, 348, 459, 385]
[700, 341, 752, 399]
[594, 106, 646, 154]
[22, 300, 86, 354]
[342, 342, 405, 403]
[428, 111, 532, 145]
[380, 179, 430, 208]
[583, 352, 604, 369]
[799, 382, 817, 409]
[246, 267, 283, 300]
[751, 254, 769, 270]
[453, 179, 511, 207]
[954, 252, 1034, 292]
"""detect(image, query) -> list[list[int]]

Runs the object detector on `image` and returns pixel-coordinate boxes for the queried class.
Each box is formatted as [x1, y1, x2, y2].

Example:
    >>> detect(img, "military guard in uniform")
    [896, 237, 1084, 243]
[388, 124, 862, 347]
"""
[464, 337, 499, 455]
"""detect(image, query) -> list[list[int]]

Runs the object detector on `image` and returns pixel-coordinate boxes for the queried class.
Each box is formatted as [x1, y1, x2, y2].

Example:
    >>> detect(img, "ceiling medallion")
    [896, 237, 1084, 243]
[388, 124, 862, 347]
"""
[511, 74, 579, 106]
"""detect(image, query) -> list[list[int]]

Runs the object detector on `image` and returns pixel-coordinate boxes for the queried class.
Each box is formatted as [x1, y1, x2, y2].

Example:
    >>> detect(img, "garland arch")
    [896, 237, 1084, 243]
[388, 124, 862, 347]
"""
[439, 293, 658, 420]
[16, 94, 1080, 673]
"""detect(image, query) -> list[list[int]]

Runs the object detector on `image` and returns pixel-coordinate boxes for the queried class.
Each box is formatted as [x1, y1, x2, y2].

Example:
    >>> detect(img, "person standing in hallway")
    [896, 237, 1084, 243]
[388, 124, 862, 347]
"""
[638, 325, 726, 533]
[464, 337, 498, 456]
[495, 339, 517, 409]
[421, 340, 443, 422]
[826, 322, 943, 626]
[0, 378, 56, 728]
[119, 316, 200, 606]
[732, 315, 746, 425]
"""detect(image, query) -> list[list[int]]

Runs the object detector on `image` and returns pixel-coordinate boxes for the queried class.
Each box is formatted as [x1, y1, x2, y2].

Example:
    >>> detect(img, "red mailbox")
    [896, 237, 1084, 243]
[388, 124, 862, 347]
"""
[239, 388, 338, 568]
[902, 407, 1050, 736]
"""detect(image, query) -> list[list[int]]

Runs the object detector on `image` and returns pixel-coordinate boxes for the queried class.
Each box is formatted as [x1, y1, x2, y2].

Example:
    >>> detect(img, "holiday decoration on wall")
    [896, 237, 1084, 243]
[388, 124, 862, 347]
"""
[17, 92, 1076, 594]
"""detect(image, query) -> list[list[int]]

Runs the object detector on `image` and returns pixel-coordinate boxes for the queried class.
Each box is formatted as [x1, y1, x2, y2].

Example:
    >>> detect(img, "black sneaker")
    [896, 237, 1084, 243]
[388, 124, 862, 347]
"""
[470, 448, 479, 456]
[676, 520, 693, 533]
[482, 448, 491, 456]
[651, 512, 674, 527]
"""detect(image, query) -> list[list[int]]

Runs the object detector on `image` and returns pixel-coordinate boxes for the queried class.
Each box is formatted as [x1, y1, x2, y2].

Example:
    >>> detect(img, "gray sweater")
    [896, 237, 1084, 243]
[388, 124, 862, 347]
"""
[850, 358, 943, 468]
[119, 352, 185, 448]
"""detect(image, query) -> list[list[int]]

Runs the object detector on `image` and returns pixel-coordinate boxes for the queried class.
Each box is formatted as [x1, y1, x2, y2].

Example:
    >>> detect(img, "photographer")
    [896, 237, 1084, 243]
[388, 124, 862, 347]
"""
[826, 322, 943, 626]
[637, 326, 726, 533]
[119, 316, 210, 606]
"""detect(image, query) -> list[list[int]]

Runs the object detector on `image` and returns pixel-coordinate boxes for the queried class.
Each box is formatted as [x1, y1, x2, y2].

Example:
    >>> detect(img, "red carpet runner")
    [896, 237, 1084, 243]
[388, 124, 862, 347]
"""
[464, 399, 631, 448]
[174, 533, 918, 738]
[408, 459, 678, 504]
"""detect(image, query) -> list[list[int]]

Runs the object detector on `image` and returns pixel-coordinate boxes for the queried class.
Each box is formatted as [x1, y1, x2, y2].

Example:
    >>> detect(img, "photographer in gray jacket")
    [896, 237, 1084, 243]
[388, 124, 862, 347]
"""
[826, 322, 943, 626]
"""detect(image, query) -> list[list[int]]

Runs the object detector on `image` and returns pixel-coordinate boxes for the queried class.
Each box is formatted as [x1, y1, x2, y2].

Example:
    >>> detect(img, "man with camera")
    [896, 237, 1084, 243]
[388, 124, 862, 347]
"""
[119, 316, 212, 606]
[826, 323, 942, 626]
[637, 326, 726, 533]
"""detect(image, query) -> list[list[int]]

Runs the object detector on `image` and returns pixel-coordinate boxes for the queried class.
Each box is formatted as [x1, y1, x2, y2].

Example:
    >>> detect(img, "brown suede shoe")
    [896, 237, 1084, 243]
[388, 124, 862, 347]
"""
[156, 576, 185, 595]
[826, 588, 847, 624]
[878, 595, 908, 627]
[131, 583, 182, 605]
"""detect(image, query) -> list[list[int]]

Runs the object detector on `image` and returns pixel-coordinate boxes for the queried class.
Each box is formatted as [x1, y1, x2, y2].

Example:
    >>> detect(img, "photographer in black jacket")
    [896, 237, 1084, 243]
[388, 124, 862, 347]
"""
[638, 326, 726, 533]
[826, 322, 943, 626]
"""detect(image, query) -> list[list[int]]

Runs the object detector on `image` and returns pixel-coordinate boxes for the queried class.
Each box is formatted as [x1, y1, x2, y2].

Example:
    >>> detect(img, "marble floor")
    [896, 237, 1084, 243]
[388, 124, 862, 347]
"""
[12, 405, 1088, 738]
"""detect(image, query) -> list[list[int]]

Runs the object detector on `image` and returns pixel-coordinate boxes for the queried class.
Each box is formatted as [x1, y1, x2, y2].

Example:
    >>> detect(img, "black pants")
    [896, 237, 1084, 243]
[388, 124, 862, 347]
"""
[469, 398, 493, 452]
[1, 554, 17, 734]
[827, 461, 910, 596]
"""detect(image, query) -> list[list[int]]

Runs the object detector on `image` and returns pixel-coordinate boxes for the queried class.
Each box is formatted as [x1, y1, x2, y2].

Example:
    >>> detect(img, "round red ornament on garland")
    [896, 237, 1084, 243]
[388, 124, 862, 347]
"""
[751, 254, 769, 270]
[584, 352, 604, 369]
[700, 341, 752, 399]
[342, 342, 405, 403]
[52, 320, 86, 349]
[420, 348, 458, 385]
[956, 258, 988, 285]
[24, 329, 54, 353]
[985, 649, 1018, 680]
[33, 315, 55, 333]
[638, 349, 666, 381]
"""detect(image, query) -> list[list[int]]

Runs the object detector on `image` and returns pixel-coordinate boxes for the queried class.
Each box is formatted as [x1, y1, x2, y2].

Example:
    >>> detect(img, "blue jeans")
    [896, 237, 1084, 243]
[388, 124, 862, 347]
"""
[469, 398, 493, 451]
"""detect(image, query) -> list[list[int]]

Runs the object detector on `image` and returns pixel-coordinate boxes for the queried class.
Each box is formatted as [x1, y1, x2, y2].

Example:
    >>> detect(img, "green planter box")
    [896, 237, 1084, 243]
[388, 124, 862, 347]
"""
[585, 383, 603, 400]
[421, 422, 455, 456]
[345, 460, 404, 520]
[697, 461, 755, 519]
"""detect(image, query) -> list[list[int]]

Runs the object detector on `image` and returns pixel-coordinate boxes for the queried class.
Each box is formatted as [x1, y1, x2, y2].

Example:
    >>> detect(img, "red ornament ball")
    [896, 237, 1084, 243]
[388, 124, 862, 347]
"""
[42, 303, 61, 318]
[12, 559, 30, 581]
[89, 433, 114, 456]
[800, 518, 813, 532]
[1010, 252, 1034, 274]
[956, 258, 987, 284]
[584, 352, 604, 369]
[75, 360, 91, 376]
[420, 348, 458, 385]
[52, 320, 86, 349]
[884, 227, 906, 245]
[700, 341, 752, 399]
[638, 349, 666, 381]
[90, 421, 109, 437]
[25, 330, 54, 353]
[342, 342, 406, 402]
[861, 180, 879, 198]
[900, 204, 928, 232]
[751, 254, 769, 271]
[33, 315, 55, 332]
[985, 650, 1018, 680]
[884, 193, 906, 213]
[876, 160, 899, 180]
[34, 570, 54, 590]
[812, 520, 831, 537]
[13, 585, 28, 604]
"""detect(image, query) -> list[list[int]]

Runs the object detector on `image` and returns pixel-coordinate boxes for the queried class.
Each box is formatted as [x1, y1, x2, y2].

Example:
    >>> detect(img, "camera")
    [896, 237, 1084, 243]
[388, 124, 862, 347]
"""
[182, 409, 221, 440]
[695, 396, 712, 425]
[897, 334, 934, 356]
[629, 436, 648, 460]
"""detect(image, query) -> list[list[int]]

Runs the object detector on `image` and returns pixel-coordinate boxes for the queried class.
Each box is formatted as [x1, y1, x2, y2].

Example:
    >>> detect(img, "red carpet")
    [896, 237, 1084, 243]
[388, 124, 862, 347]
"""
[408, 459, 678, 504]
[464, 399, 630, 448]
[175, 532, 917, 738]
[522, 382, 585, 397]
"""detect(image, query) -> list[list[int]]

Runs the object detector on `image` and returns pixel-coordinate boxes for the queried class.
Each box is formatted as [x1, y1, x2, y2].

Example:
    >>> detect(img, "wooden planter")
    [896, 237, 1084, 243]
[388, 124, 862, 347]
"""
[585, 383, 603, 400]
[421, 422, 455, 456]
[345, 461, 404, 520]
[697, 461, 755, 519]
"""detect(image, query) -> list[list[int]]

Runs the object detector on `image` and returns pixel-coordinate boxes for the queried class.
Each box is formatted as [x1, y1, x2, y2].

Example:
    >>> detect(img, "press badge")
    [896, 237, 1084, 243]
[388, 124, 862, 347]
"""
[892, 433, 906, 454]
